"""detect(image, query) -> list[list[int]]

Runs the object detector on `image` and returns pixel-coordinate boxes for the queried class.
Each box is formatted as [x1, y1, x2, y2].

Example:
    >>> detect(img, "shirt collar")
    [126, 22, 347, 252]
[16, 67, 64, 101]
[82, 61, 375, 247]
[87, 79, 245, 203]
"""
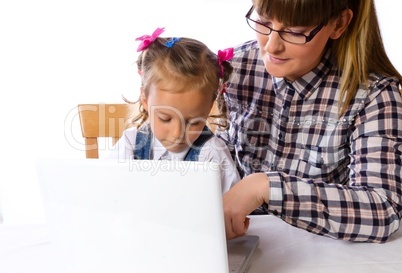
[272, 48, 334, 100]
[153, 137, 190, 160]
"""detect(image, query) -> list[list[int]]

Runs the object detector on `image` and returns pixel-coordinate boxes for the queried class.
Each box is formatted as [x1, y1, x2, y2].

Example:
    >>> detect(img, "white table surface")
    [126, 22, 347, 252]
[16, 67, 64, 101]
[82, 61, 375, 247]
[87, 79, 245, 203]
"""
[246, 215, 402, 273]
[1, 215, 401, 273]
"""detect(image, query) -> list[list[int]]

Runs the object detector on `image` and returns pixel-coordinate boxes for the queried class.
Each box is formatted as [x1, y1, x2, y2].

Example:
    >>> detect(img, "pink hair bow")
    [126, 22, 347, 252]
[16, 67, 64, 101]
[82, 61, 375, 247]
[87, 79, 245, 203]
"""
[135, 27, 165, 52]
[217, 47, 234, 77]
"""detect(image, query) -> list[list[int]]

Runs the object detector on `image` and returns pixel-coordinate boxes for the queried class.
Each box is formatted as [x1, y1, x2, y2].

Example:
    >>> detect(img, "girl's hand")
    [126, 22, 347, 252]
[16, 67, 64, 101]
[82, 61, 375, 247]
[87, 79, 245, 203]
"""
[223, 173, 269, 239]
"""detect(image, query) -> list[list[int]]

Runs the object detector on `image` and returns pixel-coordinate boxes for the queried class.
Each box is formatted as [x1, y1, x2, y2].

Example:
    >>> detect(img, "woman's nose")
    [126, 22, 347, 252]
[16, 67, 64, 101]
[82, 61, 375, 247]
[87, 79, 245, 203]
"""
[264, 31, 285, 53]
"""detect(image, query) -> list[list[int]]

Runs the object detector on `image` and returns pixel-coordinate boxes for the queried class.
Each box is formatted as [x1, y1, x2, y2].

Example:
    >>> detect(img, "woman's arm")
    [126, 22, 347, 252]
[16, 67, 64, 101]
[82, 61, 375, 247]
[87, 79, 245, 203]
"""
[223, 77, 402, 243]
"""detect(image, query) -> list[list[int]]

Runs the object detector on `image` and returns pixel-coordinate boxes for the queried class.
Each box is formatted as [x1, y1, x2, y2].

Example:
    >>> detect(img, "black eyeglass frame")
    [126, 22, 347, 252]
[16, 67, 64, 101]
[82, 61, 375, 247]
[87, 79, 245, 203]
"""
[245, 6, 325, 45]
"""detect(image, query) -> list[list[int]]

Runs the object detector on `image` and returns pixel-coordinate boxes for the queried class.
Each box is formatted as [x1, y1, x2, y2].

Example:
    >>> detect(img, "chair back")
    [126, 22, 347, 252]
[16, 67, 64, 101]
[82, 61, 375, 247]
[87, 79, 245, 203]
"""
[78, 103, 138, 158]
[78, 102, 222, 158]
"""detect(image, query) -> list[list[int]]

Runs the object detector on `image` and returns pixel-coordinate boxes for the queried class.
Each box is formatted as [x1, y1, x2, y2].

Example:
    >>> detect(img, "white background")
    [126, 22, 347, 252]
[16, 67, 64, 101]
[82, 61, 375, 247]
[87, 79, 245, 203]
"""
[0, 0, 401, 224]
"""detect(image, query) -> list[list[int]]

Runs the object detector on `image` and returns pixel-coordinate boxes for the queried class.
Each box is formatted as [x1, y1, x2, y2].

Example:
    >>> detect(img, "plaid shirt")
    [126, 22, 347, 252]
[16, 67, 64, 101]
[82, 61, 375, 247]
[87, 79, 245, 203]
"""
[219, 40, 402, 242]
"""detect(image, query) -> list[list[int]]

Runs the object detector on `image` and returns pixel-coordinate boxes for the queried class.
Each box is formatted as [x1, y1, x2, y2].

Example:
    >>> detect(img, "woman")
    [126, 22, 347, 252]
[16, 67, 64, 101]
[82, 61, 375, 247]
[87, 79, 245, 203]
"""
[221, 0, 402, 243]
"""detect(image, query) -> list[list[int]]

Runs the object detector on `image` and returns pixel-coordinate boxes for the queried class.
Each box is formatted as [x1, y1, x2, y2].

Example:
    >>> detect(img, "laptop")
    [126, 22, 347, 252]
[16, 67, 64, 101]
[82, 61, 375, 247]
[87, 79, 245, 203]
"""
[36, 158, 259, 273]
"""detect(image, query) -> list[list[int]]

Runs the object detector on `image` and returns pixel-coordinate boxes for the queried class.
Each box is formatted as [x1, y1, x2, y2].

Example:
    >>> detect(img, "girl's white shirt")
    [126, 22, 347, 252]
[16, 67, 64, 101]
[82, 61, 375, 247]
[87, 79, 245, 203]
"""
[104, 127, 240, 193]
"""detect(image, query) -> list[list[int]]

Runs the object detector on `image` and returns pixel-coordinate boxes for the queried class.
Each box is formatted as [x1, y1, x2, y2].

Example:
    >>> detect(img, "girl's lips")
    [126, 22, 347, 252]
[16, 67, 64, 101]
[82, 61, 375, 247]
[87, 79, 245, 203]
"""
[166, 140, 186, 146]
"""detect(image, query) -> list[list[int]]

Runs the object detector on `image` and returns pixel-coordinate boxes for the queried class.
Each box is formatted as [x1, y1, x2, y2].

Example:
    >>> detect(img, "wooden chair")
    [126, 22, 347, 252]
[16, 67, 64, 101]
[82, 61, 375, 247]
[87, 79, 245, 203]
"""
[78, 103, 138, 158]
[78, 102, 222, 158]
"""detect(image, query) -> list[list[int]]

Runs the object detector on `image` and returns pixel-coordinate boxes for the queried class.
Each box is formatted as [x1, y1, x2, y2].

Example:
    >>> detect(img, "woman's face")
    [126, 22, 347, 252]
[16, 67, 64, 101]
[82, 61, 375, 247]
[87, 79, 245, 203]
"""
[252, 11, 337, 81]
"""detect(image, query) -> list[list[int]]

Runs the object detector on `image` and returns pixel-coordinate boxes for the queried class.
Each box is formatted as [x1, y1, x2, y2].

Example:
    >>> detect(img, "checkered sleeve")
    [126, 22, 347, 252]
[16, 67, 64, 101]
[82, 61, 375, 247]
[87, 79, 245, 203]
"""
[223, 40, 401, 242]
[275, 78, 402, 243]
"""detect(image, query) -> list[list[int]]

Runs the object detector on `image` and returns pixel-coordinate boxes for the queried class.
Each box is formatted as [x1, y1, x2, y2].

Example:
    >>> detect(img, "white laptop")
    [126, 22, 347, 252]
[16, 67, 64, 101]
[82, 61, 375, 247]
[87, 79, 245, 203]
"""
[36, 158, 259, 273]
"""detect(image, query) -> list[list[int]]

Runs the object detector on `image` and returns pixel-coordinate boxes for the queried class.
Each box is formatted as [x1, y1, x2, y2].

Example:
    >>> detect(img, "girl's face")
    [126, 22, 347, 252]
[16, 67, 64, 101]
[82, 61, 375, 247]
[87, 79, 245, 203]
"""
[141, 82, 214, 153]
[254, 13, 336, 81]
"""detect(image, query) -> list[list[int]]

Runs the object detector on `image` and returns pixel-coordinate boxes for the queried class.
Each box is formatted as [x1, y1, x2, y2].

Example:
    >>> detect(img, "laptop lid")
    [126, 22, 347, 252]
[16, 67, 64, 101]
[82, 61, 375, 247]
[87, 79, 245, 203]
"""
[36, 158, 258, 273]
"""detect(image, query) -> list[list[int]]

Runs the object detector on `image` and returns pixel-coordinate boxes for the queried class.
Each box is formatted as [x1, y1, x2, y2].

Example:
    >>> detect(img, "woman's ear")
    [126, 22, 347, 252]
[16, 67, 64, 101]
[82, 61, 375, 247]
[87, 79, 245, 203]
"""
[330, 9, 353, 39]
[140, 88, 148, 112]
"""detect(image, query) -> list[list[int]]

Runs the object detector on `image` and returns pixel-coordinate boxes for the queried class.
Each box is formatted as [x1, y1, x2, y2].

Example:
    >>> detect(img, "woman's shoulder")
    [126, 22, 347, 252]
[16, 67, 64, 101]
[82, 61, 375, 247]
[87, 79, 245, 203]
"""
[352, 73, 402, 111]
[232, 40, 259, 60]
[230, 40, 266, 78]
[368, 73, 400, 88]
[233, 39, 259, 53]
[366, 73, 401, 97]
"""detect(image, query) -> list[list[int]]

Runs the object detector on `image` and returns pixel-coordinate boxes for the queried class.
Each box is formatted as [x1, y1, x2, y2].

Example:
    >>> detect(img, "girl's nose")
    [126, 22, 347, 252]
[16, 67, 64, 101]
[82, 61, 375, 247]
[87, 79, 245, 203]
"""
[171, 120, 184, 140]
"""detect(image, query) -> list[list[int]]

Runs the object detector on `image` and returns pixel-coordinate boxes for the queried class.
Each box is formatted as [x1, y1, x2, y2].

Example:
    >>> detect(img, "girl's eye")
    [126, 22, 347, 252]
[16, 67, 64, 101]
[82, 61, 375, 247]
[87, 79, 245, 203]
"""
[158, 116, 171, 123]
[189, 121, 201, 126]
[187, 118, 205, 127]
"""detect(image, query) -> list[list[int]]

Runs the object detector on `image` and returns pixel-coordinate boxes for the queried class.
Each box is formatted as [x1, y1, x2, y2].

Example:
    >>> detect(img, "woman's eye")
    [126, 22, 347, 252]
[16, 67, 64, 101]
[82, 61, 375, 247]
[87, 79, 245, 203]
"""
[285, 27, 307, 34]
[257, 19, 271, 27]
[286, 31, 304, 37]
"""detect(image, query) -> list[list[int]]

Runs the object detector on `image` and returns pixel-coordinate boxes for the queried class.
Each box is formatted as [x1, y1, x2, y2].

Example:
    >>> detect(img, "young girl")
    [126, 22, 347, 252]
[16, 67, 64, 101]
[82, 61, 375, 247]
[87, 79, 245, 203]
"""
[106, 27, 240, 193]
[221, 0, 402, 242]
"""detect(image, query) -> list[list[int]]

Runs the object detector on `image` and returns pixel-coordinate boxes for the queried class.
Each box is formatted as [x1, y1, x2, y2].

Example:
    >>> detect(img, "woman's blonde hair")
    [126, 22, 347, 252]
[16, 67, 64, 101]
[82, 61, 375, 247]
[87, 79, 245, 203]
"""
[126, 37, 233, 129]
[253, 0, 402, 115]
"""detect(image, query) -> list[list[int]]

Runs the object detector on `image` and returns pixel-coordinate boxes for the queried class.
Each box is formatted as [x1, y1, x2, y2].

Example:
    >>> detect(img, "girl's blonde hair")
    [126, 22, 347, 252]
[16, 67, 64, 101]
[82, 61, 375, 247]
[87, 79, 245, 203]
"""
[126, 37, 233, 129]
[253, 0, 402, 115]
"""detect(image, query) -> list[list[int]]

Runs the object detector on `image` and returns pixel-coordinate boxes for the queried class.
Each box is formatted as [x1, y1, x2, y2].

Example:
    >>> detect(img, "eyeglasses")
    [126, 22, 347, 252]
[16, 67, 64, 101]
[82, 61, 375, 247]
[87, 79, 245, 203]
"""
[245, 6, 324, 45]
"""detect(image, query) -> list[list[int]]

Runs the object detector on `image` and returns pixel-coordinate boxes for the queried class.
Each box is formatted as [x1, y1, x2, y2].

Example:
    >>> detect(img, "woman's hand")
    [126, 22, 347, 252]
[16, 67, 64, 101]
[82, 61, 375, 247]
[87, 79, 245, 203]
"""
[223, 172, 270, 240]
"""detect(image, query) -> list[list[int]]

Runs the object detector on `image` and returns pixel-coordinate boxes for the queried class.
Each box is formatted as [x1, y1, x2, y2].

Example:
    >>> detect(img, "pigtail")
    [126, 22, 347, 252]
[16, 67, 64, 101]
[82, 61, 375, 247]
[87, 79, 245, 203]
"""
[209, 50, 234, 132]
[216, 60, 234, 126]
